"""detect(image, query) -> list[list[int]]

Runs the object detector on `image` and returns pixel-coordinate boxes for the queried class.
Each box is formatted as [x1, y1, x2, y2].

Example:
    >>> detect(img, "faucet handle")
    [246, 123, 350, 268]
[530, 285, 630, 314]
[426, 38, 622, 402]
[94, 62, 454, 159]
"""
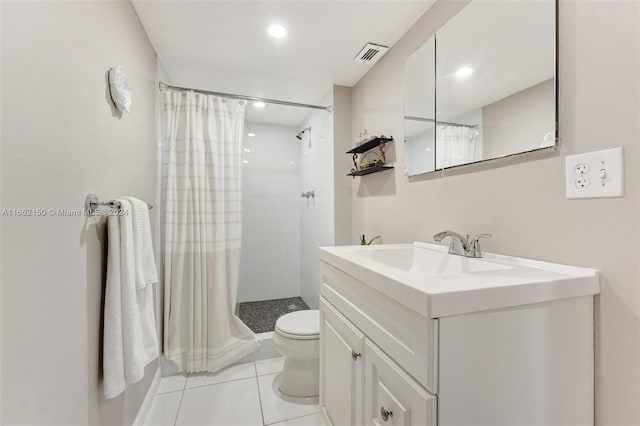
[470, 233, 492, 243]
[468, 234, 492, 257]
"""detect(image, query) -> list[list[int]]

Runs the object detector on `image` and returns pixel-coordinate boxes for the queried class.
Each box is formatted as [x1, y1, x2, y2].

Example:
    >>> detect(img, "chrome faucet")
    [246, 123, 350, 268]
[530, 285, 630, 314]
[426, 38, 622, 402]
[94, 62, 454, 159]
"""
[433, 230, 492, 258]
[433, 231, 468, 256]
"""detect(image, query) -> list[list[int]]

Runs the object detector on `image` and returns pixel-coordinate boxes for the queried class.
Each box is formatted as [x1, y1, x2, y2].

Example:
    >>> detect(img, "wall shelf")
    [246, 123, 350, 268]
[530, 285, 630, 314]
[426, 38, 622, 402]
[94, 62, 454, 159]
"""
[346, 137, 394, 154]
[346, 136, 394, 178]
[347, 165, 394, 177]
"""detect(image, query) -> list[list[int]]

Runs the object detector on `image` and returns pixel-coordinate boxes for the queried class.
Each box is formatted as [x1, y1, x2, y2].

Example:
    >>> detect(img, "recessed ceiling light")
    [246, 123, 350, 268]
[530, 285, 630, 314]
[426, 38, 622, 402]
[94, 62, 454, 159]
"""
[247, 132, 256, 137]
[267, 24, 287, 39]
[426, 148, 432, 152]
[456, 66, 474, 77]
[242, 160, 249, 164]
[243, 148, 251, 153]
[253, 101, 266, 109]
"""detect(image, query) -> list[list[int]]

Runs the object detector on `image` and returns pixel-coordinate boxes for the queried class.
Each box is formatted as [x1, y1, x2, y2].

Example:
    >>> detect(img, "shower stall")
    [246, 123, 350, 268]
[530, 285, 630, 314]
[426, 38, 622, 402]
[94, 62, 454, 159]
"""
[236, 96, 334, 334]
[158, 80, 337, 372]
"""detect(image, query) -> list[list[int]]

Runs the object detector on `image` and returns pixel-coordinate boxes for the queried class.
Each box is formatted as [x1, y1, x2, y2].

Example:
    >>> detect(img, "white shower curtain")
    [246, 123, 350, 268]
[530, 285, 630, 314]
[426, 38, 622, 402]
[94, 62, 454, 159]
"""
[162, 90, 258, 373]
[436, 125, 479, 169]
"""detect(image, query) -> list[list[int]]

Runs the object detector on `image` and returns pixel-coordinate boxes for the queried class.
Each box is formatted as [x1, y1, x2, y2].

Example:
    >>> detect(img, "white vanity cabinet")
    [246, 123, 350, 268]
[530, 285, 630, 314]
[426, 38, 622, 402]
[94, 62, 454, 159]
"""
[364, 339, 436, 426]
[320, 299, 364, 426]
[320, 298, 437, 426]
[319, 243, 600, 426]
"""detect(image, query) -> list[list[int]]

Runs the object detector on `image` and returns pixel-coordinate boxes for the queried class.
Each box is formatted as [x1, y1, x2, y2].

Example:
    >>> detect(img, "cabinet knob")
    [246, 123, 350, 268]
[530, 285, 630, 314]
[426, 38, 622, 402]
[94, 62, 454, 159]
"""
[351, 350, 361, 361]
[380, 406, 393, 422]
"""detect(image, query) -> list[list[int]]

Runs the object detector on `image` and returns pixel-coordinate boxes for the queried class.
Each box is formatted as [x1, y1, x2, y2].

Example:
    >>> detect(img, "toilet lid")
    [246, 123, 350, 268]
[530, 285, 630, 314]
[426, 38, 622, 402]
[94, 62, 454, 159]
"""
[275, 310, 319, 338]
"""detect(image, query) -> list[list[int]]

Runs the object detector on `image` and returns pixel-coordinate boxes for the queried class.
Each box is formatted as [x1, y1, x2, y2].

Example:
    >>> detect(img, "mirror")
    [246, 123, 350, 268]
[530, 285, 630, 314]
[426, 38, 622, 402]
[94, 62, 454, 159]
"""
[404, 37, 435, 176]
[404, 0, 556, 176]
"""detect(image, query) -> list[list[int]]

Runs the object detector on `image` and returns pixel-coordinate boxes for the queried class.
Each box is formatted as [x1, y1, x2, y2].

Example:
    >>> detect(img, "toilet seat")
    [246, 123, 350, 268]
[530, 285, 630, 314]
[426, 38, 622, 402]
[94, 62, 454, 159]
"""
[275, 310, 319, 340]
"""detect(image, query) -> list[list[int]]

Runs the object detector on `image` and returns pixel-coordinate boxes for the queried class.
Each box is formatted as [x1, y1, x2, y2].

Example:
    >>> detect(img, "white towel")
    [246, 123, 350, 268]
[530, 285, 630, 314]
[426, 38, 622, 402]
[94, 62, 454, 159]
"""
[103, 198, 158, 399]
[124, 197, 158, 290]
[103, 205, 125, 398]
[124, 196, 160, 365]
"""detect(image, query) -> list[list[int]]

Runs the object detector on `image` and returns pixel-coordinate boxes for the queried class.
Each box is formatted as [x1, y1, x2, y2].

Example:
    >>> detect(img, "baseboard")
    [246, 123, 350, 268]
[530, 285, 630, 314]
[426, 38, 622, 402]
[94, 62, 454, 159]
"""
[132, 367, 161, 426]
[237, 332, 280, 363]
[160, 355, 181, 376]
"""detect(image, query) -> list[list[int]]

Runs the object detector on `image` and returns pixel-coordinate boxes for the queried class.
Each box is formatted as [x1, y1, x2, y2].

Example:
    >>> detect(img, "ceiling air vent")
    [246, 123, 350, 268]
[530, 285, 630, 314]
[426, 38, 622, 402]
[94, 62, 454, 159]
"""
[353, 43, 389, 64]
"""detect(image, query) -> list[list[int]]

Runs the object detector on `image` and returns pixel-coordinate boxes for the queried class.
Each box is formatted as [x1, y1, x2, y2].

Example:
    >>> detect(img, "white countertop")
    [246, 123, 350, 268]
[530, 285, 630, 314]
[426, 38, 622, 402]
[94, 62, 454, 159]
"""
[319, 242, 600, 318]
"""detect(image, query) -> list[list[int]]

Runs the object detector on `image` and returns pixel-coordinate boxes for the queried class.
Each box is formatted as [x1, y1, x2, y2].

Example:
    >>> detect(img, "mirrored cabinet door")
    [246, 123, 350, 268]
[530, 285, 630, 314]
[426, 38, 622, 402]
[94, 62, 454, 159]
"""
[404, 36, 436, 176]
[404, 0, 557, 176]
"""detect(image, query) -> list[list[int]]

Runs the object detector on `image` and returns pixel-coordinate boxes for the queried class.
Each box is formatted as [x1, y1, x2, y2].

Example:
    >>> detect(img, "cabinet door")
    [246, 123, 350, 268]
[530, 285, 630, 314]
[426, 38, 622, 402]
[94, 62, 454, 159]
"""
[364, 340, 436, 426]
[320, 297, 365, 426]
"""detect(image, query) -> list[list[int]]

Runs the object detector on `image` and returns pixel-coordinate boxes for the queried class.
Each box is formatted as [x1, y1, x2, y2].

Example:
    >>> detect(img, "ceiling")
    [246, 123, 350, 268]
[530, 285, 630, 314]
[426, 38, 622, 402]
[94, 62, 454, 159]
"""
[132, 0, 435, 127]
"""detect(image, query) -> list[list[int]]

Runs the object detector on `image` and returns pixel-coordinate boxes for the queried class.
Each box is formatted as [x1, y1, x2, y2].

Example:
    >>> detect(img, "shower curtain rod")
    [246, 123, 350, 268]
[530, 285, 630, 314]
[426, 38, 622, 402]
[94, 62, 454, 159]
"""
[404, 115, 479, 130]
[159, 82, 332, 112]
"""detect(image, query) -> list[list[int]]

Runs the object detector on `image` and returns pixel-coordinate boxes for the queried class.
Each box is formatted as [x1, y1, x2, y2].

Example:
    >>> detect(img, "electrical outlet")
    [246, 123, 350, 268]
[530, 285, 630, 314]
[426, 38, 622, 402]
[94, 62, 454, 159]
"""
[565, 148, 624, 199]
[575, 164, 590, 175]
[575, 177, 590, 188]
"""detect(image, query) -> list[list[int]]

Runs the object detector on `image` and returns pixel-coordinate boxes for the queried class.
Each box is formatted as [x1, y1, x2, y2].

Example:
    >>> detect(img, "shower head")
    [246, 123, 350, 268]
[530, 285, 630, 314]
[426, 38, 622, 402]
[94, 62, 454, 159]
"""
[296, 127, 311, 141]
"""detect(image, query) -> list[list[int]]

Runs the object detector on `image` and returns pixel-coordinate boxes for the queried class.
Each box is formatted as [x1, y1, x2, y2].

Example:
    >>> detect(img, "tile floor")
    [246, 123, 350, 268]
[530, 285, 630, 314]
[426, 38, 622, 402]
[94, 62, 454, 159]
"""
[144, 357, 327, 426]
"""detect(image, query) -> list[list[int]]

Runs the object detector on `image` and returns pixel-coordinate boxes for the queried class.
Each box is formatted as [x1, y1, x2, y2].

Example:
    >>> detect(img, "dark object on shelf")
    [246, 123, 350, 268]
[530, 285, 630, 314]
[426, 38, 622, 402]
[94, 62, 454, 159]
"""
[348, 165, 394, 177]
[346, 136, 394, 154]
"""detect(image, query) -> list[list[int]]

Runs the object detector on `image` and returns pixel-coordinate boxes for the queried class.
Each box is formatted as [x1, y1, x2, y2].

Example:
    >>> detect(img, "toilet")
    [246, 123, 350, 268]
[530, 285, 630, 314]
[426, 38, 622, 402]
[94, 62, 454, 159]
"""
[273, 309, 320, 398]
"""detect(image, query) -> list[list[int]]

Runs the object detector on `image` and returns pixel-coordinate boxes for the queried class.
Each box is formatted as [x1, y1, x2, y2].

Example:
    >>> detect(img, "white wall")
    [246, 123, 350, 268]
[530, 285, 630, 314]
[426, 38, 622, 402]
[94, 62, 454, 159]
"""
[238, 122, 302, 302]
[333, 85, 353, 247]
[300, 92, 334, 309]
[350, 1, 640, 424]
[156, 62, 172, 375]
[1, 1, 158, 425]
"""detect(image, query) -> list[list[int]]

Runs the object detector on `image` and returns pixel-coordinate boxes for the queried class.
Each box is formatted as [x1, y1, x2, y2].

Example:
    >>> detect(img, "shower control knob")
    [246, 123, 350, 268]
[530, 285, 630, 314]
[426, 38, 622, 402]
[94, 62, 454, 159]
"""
[351, 350, 361, 361]
[380, 406, 393, 422]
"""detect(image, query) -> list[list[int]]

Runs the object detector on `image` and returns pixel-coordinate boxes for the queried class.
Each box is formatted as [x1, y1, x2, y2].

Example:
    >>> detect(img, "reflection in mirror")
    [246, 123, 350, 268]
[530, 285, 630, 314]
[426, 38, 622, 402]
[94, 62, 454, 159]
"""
[436, 0, 555, 170]
[404, 0, 556, 176]
[404, 37, 435, 176]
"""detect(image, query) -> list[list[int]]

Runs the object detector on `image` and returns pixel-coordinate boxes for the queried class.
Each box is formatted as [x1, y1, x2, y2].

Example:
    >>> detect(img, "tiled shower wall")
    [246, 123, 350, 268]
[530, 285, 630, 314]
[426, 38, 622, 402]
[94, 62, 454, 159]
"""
[237, 122, 302, 303]
[299, 92, 334, 309]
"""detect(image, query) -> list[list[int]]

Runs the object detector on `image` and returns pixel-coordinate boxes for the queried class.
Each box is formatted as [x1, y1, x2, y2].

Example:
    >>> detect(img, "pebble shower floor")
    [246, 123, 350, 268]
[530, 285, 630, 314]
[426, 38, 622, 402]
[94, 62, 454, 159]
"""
[238, 297, 310, 333]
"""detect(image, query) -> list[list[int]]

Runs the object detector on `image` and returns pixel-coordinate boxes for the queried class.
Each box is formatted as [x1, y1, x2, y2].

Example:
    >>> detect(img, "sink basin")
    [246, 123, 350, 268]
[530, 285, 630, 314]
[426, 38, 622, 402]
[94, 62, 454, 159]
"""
[320, 242, 600, 318]
[348, 245, 510, 275]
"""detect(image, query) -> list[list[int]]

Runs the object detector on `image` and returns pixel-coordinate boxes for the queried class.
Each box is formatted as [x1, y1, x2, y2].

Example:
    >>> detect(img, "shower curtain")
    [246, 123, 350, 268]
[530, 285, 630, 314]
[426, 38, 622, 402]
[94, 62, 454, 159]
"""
[436, 125, 479, 169]
[162, 89, 258, 373]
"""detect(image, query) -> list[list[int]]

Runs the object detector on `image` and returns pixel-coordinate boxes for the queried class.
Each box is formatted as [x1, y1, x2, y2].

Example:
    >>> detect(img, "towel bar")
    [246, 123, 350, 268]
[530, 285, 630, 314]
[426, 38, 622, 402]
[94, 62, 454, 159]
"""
[85, 193, 153, 214]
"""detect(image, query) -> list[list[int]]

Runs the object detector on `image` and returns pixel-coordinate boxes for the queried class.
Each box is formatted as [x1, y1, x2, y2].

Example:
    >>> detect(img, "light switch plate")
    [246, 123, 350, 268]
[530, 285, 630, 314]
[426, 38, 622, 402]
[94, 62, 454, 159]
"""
[565, 148, 624, 199]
